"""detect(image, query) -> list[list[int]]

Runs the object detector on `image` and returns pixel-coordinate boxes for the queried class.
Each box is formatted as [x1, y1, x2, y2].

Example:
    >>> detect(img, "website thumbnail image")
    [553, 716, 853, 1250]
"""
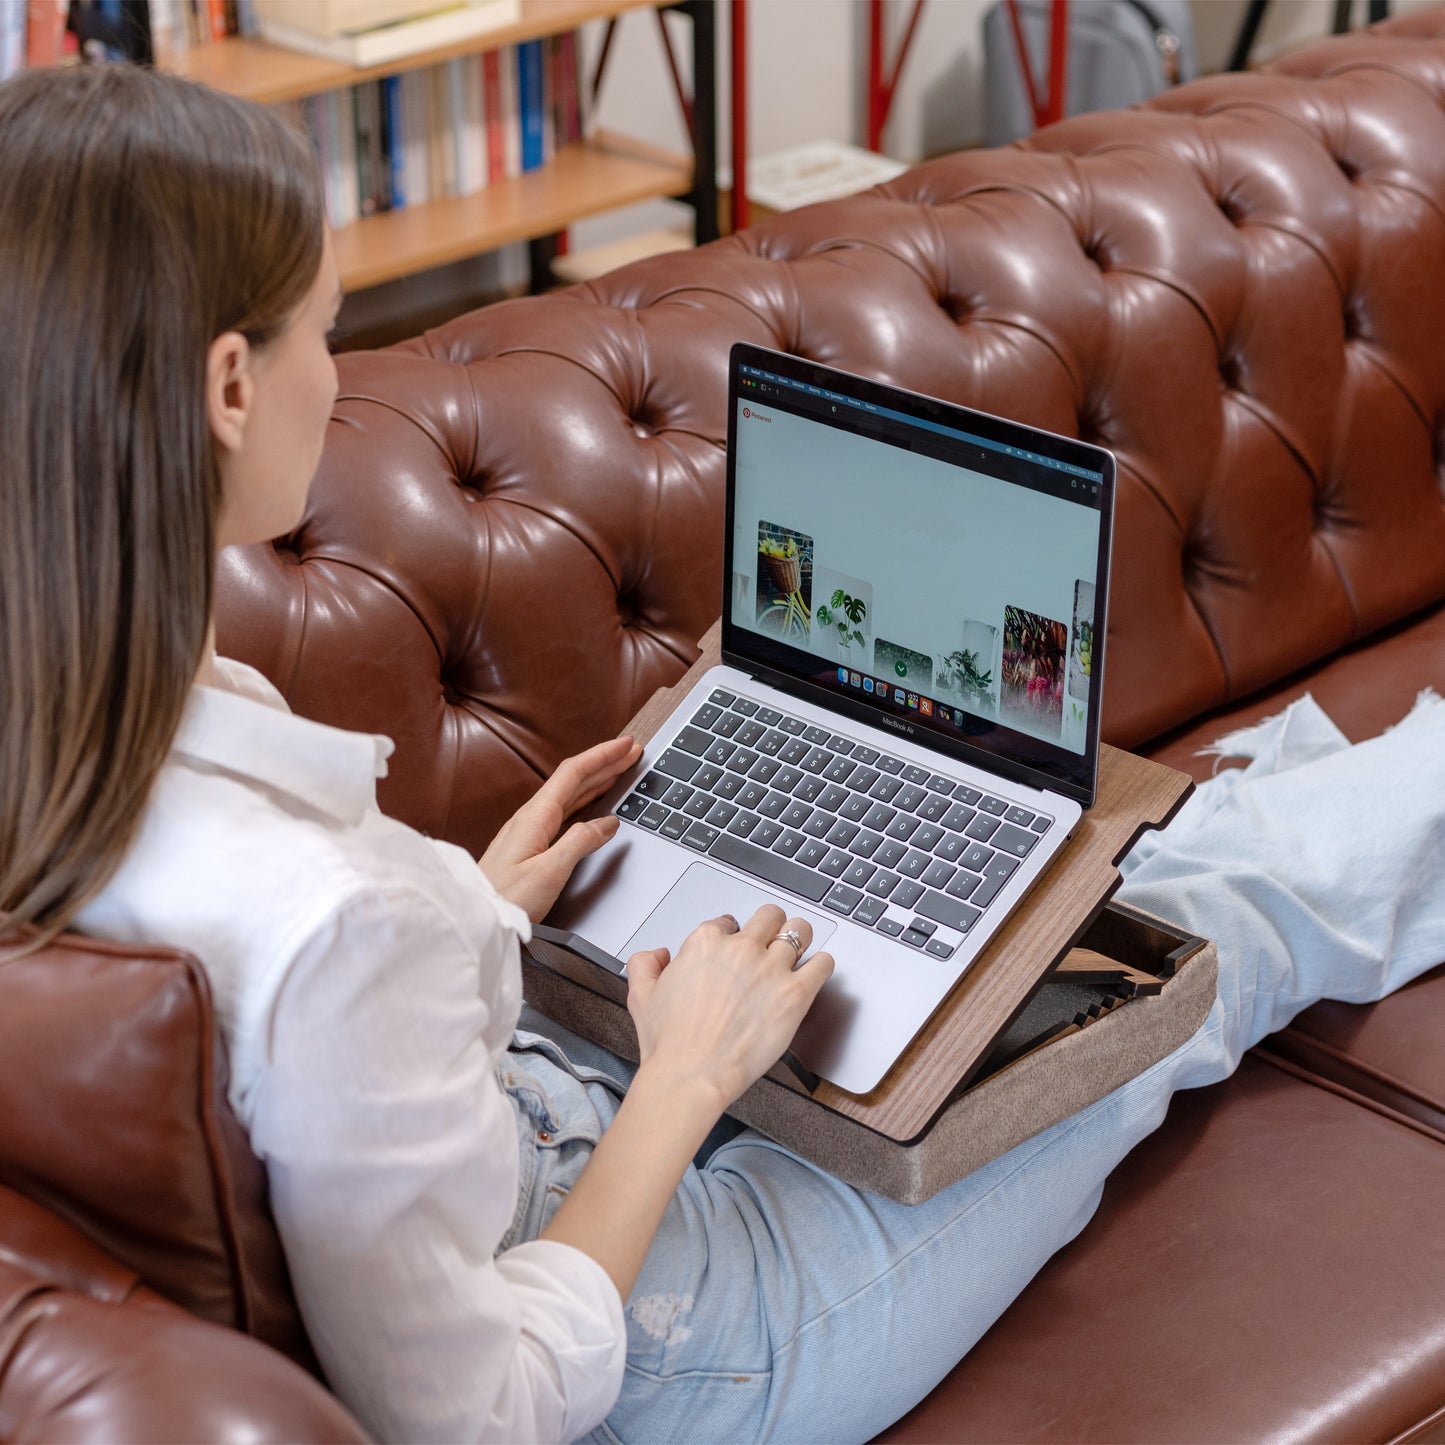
[732, 401, 1099, 753]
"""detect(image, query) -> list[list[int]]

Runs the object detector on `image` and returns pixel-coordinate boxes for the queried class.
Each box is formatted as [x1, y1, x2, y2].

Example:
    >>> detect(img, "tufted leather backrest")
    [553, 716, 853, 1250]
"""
[216, 15, 1445, 856]
[0, 933, 315, 1373]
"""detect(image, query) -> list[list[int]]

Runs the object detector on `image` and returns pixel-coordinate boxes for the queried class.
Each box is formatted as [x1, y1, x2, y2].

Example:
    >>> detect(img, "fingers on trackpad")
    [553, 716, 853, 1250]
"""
[619, 862, 837, 967]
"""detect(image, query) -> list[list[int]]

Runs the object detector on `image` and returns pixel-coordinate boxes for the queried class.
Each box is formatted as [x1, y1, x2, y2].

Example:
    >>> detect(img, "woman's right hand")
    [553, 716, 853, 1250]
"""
[624, 906, 835, 1114]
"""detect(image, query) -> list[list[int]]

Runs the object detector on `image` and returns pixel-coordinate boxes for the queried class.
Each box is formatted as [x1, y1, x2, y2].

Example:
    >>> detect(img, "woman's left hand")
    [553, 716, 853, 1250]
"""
[479, 735, 643, 921]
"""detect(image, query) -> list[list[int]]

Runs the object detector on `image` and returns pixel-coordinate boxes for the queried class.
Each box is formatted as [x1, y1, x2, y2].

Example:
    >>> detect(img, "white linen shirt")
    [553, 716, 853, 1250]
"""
[75, 658, 627, 1444]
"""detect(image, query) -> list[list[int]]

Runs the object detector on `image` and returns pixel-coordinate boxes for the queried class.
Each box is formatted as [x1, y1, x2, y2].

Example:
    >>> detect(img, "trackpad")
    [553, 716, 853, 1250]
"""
[620, 863, 837, 971]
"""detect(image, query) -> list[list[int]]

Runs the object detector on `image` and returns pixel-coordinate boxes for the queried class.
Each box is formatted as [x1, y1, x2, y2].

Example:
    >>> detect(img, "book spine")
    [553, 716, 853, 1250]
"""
[335, 86, 358, 225]
[472, 52, 489, 188]
[0, 0, 24, 77]
[352, 83, 375, 218]
[560, 29, 581, 143]
[205, 0, 226, 42]
[308, 94, 340, 232]
[541, 34, 556, 164]
[517, 38, 544, 173]
[149, 0, 185, 54]
[400, 69, 430, 207]
[482, 47, 505, 184]
[458, 54, 485, 193]
[352, 82, 370, 217]
[432, 64, 455, 199]
[234, 0, 257, 36]
[26, 0, 66, 66]
[446, 57, 467, 197]
[500, 44, 521, 177]
[372, 75, 395, 210]
[382, 74, 404, 210]
[422, 66, 440, 199]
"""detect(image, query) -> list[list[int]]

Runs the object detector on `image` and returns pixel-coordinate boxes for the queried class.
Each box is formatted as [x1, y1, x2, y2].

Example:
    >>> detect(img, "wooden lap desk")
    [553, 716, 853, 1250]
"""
[524, 621, 1199, 1169]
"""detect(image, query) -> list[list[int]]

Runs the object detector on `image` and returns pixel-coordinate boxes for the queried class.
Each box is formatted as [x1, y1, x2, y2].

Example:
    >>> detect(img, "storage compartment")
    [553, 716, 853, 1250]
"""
[521, 900, 1215, 1203]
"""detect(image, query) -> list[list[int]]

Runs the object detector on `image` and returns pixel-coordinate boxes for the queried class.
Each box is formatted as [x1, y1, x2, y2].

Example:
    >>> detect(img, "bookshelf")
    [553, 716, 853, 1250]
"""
[332, 130, 689, 289]
[162, 0, 716, 294]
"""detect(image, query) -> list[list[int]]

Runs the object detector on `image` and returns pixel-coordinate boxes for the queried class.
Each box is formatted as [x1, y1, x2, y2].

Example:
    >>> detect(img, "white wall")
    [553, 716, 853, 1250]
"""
[573, 0, 1439, 252]
[345, 0, 1437, 333]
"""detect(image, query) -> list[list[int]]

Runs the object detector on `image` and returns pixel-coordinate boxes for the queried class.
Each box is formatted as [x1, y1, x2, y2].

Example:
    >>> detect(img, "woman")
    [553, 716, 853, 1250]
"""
[3, 63, 1442, 1445]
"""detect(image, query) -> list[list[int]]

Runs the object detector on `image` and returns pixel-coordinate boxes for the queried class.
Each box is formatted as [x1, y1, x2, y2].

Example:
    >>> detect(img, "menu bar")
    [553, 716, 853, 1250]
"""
[739, 363, 1105, 483]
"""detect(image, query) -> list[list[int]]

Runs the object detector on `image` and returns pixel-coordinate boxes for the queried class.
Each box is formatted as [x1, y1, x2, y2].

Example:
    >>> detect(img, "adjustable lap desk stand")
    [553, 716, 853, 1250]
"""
[523, 623, 1214, 1204]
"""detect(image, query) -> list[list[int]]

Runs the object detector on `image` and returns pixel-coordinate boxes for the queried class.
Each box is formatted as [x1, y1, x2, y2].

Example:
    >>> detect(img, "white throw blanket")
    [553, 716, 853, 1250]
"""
[1117, 689, 1445, 1061]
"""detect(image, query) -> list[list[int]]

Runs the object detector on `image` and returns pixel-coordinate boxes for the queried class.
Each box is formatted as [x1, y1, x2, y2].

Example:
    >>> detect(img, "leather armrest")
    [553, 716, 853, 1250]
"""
[0, 1187, 368, 1445]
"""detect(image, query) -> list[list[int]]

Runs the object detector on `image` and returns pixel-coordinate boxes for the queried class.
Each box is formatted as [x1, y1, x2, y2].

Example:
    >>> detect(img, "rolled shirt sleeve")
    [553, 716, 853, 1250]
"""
[246, 881, 626, 1444]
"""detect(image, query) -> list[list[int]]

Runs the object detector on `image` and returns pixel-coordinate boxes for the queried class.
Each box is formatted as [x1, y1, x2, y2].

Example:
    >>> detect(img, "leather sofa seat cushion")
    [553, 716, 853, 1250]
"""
[0, 934, 312, 1371]
[1274, 967, 1445, 1137]
[875, 1054, 1445, 1443]
[1143, 599, 1445, 781]
[0, 1184, 365, 1444]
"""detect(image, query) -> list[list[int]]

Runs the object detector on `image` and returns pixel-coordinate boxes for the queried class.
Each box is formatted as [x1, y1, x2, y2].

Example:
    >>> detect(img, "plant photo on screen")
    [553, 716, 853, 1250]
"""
[936, 618, 998, 718]
[1068, 580, 1095, 705]
[812, 565, 873, 665]
[1000, 605, 1067, 737]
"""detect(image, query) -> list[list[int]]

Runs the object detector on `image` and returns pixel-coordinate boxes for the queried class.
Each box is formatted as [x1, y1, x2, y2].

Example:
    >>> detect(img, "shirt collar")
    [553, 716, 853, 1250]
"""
[171, 672, 395, 828]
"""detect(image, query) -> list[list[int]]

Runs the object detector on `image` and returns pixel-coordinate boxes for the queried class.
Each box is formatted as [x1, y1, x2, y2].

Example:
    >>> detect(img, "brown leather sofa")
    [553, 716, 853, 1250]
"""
[6, 11, 1445, 1441]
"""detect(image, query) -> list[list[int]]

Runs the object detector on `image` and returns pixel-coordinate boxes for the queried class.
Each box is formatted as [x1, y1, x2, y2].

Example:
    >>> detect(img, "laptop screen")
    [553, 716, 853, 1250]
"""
[722, 344, 1115, 806]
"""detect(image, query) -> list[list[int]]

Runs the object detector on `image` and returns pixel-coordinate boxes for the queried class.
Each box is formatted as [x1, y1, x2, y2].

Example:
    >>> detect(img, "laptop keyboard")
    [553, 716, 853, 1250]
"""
[614, 688, 1054, 960]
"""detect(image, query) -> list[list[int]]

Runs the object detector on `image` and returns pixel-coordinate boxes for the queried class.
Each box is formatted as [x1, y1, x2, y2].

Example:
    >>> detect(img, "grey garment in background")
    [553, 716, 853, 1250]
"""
[982, 0, 1198, 147]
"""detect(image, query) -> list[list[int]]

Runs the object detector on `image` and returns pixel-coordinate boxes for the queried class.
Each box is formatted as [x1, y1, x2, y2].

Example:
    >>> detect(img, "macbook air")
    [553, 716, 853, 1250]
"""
[547, 342, 1116, 1096]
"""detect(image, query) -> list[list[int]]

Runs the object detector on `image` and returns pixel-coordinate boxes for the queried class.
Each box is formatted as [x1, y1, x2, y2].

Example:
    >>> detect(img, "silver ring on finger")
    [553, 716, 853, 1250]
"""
[771, 927, 805, 964]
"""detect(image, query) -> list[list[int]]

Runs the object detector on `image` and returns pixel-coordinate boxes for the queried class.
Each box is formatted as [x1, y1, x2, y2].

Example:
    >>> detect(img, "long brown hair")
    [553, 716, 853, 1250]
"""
[0, 64, 324, 951]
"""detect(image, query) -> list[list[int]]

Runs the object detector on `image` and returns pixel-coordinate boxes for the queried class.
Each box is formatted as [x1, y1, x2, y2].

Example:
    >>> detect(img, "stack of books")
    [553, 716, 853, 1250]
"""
[254, 0, 519, 66]
[1, 1, 526, 74]
[289, 35, 584, 228]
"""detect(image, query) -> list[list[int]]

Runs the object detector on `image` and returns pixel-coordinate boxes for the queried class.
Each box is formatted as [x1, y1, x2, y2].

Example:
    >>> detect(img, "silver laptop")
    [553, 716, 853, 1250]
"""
[548, 343, 1116, 1095]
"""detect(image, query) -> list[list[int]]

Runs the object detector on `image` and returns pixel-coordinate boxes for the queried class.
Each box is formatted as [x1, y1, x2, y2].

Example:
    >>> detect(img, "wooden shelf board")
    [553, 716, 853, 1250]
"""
[331, 130, 691, 290]
[162, 0, 660, 103]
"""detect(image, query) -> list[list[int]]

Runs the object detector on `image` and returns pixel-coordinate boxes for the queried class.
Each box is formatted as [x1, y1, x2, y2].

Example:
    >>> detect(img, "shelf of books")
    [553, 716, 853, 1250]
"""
[333, 129, 688, 289]
[163, 0, 660, 105]
[155, 0, 694, 293]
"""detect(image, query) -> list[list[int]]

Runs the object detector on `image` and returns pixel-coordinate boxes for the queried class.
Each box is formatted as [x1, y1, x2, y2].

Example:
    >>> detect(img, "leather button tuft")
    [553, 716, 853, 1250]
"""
[941, 293, 972, 325]
[1076, 416, 1105, 448]
[1219, 355, 1242, 392]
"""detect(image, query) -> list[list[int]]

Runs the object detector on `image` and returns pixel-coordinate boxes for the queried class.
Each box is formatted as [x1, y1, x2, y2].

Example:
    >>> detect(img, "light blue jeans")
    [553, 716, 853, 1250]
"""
[501, 697, 1445, 1445]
